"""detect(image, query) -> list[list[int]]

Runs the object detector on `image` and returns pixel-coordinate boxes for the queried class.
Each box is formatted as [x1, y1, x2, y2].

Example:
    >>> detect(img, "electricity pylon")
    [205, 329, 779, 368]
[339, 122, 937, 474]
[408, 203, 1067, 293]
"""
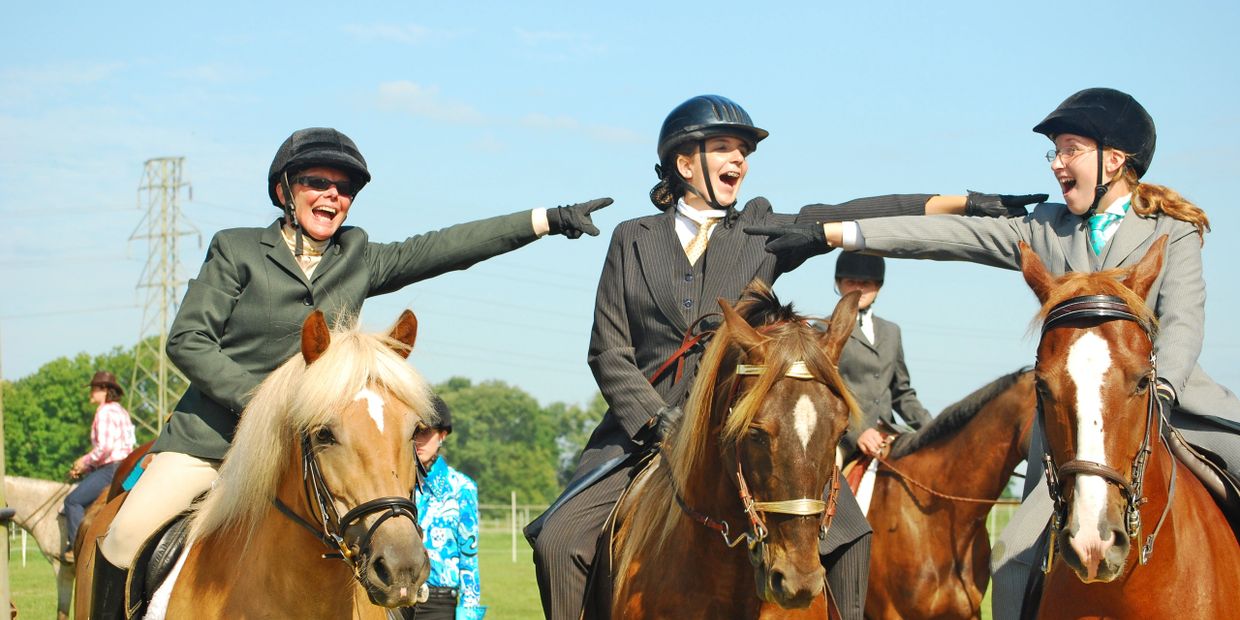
[127, 157, 199, 435]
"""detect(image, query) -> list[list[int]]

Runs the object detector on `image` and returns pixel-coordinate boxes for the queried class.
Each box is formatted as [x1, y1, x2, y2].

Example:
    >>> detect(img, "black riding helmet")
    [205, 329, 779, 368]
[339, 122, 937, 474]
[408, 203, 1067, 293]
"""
[835, 252, 885, 283]
[268, 127, 371, 208]
[429, 395, 453, 433]
[1033, 88, 1156, 216]
[654, 95, 768, 210]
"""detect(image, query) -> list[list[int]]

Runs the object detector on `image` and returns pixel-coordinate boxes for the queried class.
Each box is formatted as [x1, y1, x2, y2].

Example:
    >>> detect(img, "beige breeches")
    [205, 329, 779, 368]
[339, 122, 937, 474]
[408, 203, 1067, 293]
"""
[98, 451, 220, 568]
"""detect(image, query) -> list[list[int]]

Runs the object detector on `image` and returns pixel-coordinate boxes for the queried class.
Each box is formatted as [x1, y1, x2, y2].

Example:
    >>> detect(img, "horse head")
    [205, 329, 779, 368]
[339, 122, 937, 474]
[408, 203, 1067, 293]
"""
[696, 282, 859, 607]
[190, 309, 432, 609]
[1020, 237, 1166, 583]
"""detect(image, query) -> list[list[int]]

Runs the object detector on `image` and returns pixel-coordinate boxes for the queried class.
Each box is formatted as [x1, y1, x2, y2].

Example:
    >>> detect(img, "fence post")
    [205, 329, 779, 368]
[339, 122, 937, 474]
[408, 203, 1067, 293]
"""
[511, 491, 517, 563]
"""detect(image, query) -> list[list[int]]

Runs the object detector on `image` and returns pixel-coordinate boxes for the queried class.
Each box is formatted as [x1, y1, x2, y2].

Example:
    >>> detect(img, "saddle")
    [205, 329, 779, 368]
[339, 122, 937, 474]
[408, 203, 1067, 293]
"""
[1166, 426, 1240, 536]
[124, 511, 193, 619]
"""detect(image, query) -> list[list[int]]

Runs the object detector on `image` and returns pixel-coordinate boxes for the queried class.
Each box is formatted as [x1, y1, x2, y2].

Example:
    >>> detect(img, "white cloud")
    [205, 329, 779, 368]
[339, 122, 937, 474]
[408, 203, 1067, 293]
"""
[376, 81, 487, 124]
[343, 23, 438, 45]
[513, 28, 606, 56]
[521, 113, 641, 144]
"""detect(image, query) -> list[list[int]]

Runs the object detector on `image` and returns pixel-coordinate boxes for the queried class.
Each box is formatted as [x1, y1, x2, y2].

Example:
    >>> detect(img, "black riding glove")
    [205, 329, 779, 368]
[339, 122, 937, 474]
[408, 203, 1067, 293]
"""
[638, 405, 684, 446]
[963, 191, 1049, 218]
[546, 197, 613, 239]
[743, 223, 834, 259]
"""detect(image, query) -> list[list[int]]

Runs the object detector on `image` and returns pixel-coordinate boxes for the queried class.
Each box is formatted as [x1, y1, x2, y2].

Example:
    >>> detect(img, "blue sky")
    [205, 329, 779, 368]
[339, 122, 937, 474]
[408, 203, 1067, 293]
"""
[3, 1, 1238, 416]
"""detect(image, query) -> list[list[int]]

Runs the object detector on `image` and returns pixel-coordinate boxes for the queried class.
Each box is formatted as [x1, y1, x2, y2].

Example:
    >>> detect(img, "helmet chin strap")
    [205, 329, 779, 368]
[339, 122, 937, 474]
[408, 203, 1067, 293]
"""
[280, 171, 306, 258]
[677, 140, 737, 212]
[1086, 147, 1110, 219]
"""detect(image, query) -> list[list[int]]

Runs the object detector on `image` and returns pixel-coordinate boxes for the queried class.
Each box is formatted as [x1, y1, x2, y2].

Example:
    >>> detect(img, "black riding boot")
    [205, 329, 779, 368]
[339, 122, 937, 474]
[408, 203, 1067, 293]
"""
[90, 548, 130, 620]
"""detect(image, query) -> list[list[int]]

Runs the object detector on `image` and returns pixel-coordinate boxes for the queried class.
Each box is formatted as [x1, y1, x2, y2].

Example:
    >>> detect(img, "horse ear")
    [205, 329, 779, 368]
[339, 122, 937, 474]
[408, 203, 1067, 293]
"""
[1019, 241, 1055, 303]
[717, 297, 763, 350]
[1122, 235, 1167, 299]
[301, 310, 331, 365]
[388, 309, 418, 359]
[820, 291, 860, 362]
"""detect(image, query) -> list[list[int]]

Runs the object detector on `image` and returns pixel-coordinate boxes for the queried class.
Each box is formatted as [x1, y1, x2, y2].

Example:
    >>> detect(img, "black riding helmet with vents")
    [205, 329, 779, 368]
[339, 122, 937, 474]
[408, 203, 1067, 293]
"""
[834, 252, 885, 283]
[1033, 88, 1155, 216]
[653, 95, 768, 211]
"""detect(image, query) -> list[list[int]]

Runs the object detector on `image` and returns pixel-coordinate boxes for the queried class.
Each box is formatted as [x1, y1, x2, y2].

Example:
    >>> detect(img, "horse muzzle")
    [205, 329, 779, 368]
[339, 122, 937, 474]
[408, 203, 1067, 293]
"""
[353, 515, 431, 607]
[1059, 506, 1131, 583]
[751, 544, 825, 609]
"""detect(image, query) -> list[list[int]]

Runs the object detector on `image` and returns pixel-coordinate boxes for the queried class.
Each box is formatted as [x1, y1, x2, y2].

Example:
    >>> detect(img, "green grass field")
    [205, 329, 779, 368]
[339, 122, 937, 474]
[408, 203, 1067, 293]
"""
[8, 513, 1015, 618]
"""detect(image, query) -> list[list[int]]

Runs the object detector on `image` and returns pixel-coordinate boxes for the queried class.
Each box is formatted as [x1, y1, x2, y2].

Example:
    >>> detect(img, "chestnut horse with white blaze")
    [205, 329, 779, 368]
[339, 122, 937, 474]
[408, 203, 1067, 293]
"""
[1021, 236, 1240, 618]
[610, 282, 861, 619]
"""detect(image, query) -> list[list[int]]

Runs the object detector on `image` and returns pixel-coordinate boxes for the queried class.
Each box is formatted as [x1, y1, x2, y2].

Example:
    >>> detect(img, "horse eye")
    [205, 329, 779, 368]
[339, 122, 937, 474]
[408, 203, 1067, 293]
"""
[747, 427, 769, 444]
[313, 426, 337, 446]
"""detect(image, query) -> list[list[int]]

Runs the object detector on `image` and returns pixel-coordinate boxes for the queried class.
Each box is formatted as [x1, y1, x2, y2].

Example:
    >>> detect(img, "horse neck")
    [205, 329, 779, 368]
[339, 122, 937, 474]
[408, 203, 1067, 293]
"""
[680, 400, 750, 531]
[4, 476, 68, 556]
[893, 391, 1030, 507]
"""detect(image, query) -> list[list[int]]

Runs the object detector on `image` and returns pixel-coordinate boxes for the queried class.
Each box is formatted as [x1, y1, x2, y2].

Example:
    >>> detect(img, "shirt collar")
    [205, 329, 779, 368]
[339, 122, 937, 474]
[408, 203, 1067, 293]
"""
[1101, 193, 1133, 217]
[675, 198, 727, 225]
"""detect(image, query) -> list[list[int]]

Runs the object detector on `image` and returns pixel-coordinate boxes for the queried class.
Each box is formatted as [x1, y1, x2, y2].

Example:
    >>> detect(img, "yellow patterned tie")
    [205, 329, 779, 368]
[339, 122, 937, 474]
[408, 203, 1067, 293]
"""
[684, 217, 721, 265]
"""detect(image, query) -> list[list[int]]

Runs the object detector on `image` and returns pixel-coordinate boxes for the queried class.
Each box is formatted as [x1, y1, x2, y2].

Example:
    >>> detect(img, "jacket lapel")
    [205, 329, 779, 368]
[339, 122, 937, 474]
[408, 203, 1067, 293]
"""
[634, 211, 691, 333]
[1055, 211, 1092, 273]
[700, 206, 769, 308]
[1101, 212, 1157, 269]
[261, 221, 312, 287]
[850, 323, 878, 355]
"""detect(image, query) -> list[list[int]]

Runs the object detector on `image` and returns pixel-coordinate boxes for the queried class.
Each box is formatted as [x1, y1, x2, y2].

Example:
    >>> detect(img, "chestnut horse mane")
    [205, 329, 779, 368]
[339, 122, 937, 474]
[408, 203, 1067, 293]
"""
[614, 281, 861, 594]
[888, 367, 1031, 460]
[189, 314, 432, 546]
[1031, 268, 1159, 337]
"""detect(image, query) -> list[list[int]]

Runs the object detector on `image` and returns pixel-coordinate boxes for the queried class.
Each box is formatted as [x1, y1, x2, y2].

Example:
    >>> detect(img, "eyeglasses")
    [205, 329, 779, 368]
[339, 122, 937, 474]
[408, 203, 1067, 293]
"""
[292, 175, 358, 197]
[1044, 146, 1095, 164]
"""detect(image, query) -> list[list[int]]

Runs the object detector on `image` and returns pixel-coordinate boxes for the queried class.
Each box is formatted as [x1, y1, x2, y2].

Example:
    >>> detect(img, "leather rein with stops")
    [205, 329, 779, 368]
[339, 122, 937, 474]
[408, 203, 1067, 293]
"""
[273, 432, 422, 578]
[1037, 294, 1177, 571]
[673, 358, 841, 556]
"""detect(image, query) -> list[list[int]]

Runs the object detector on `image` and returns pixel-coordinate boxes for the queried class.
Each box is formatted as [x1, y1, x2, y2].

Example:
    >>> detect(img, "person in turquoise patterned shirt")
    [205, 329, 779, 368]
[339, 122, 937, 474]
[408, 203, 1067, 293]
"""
[406, 396, 485, 620]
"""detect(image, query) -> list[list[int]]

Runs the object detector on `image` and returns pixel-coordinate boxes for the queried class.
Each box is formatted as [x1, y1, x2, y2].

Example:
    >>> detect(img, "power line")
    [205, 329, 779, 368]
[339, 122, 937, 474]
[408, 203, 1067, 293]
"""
[0, 303, 140, 320]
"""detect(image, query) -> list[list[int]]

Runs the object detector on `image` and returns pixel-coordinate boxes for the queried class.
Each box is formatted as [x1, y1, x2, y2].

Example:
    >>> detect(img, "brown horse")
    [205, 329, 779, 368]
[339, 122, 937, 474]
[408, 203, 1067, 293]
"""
[610, 282, 861, 619]
[1021, 237, 1240, 617]
[863, 368, 1035, 620]
[77, 310, 434, 619]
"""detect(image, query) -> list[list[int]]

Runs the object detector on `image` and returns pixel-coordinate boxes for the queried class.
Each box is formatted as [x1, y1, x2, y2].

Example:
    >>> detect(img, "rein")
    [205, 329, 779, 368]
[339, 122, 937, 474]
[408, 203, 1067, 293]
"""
[1037, 294, 1177, 571]
[872, 456, 1011, 505]
[273, 433, 422, 579]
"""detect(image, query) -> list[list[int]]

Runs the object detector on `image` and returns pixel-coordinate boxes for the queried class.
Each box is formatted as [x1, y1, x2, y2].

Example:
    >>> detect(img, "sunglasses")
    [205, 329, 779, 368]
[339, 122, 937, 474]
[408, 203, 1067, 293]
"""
[292, 175, 358, 197]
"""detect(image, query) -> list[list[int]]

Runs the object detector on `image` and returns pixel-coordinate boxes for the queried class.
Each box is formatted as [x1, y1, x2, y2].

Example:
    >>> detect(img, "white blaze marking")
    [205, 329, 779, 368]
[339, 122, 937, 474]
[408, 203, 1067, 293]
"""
[793, 395, 818, 450]
[1065, 332, 1112, 541]
[355, 388, 386, 434]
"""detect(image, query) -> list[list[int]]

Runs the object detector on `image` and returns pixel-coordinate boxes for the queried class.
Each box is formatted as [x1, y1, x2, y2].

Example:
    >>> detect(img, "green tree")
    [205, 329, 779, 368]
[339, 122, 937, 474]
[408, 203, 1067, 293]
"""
[547, 392, 607, 485]
[435, 378, 561, 505]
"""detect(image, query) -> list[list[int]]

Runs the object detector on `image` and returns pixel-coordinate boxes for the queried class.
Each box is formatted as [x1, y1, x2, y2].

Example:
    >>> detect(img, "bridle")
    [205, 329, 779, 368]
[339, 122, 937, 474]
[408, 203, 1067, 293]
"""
[1037, 294, 1176, 571]
[674, 358, 841, 568]
[274, 432, 423, 581]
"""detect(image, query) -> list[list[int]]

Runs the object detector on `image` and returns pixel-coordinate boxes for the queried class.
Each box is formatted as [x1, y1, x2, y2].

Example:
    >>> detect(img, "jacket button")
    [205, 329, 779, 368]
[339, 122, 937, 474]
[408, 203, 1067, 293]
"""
[303, 296, 313, 306]
[682, 299, 693, 308]
[684, 273, 694, 282]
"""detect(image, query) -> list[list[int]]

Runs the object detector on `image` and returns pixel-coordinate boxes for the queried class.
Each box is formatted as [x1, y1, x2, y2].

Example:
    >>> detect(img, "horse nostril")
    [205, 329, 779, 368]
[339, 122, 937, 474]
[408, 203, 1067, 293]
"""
[770, 569, 786, 595]
[372, 554, 392, 586]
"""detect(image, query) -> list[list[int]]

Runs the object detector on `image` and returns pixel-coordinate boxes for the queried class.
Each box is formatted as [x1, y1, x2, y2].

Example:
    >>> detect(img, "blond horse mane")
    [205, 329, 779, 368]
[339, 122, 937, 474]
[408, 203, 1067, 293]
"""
[614, 283, 861, 594]
[189, 315, 431, 545]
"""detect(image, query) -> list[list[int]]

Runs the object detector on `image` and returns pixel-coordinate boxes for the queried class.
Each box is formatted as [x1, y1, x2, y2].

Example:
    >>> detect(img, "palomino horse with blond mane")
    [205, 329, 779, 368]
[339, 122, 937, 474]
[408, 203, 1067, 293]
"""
[864, 368, 1036, 619]
[77, 309, 434, 619]
[1020, 236, 1240, 618]
[608, 283, 861, 619]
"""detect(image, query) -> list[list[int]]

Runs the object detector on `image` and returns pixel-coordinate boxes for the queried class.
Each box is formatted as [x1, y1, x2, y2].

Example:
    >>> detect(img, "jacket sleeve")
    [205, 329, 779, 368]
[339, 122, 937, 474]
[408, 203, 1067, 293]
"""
[588, 226, 669, 440]
[166, 232, 262, 414]
[888, 325, 933, 429]
[1151, 223, 1206, 392]
[856, 213, 1033, 270]
[456, 477, 484, 619]
[795, 194, 936, 224]
[366, 210, 539, 295]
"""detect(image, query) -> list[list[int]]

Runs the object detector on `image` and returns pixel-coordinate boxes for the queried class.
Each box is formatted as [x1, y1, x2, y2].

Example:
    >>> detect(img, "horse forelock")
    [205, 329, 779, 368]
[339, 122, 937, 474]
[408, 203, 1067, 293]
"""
[1032, 269, 1159, 338]
[189, 323, 430, 546]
